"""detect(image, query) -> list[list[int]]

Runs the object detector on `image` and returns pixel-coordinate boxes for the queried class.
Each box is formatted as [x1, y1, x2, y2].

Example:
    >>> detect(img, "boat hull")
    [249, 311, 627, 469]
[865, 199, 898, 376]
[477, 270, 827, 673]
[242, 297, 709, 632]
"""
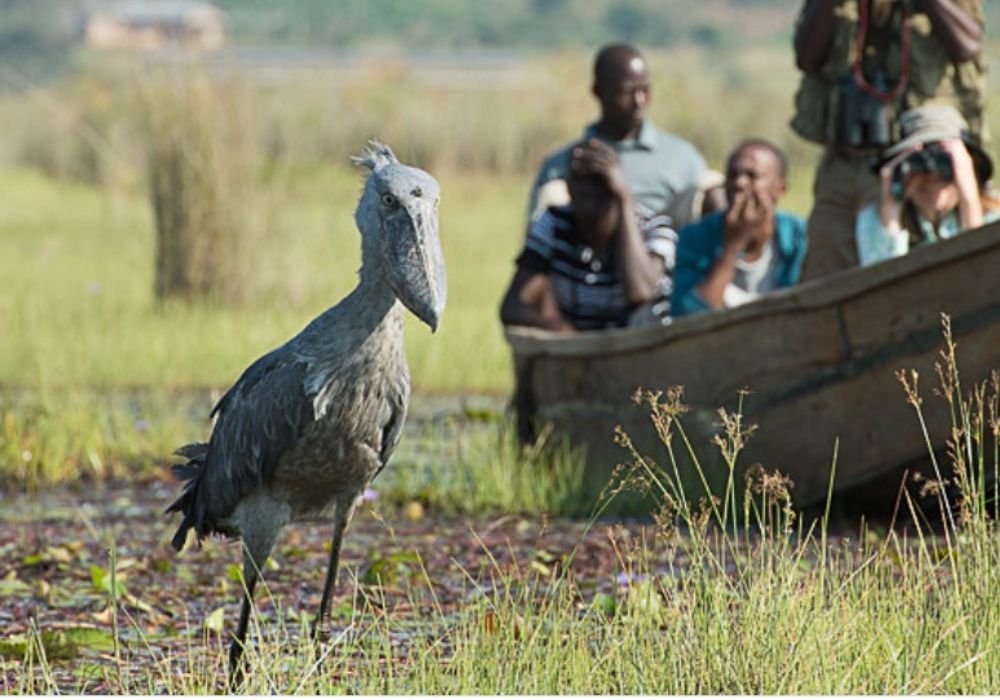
[506, 221, 1000, 507]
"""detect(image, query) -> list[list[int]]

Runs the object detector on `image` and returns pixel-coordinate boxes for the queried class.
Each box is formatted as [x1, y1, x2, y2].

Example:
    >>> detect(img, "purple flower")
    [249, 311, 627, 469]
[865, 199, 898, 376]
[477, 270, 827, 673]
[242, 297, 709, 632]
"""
[616, 572, 646, 588]
[362, 488, 379, 502]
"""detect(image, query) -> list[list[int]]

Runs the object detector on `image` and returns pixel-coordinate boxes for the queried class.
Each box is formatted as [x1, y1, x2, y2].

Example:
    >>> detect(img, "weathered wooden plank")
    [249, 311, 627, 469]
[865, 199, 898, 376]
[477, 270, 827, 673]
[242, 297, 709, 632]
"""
[527, 306, 846, 408]
[841, 245, 1000, 359]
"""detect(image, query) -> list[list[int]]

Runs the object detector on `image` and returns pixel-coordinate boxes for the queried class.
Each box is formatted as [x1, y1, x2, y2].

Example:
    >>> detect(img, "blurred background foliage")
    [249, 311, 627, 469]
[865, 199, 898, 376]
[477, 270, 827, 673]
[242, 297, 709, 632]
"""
[0, 0, 998, 488]
[0, 0, 998, 390]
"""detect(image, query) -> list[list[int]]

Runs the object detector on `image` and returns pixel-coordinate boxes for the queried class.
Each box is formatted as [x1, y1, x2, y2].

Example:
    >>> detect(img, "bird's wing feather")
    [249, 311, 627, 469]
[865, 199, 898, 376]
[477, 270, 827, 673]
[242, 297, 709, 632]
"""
[375, 371, 410, 478]
[195, 348, 313, 527]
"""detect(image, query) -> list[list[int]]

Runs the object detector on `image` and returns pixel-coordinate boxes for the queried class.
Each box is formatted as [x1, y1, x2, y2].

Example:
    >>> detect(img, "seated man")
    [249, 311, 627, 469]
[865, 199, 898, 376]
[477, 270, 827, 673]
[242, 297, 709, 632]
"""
[500, 139, 675, 332]
[673, 139, 807, 316]
[856, 104, 998, 266]
[526, 42, 707, 231]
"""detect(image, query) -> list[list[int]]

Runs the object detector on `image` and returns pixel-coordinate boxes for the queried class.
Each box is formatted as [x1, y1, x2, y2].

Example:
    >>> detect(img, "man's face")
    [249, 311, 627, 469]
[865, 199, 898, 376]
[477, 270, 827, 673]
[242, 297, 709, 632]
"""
[725, 146, 785, 207]
[594, 55, 651, 137]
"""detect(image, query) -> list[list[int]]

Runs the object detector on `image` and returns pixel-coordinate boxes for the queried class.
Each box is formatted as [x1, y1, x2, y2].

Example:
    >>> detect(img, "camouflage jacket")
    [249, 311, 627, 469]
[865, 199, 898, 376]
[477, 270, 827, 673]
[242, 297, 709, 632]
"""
[791, 0, 986, 147]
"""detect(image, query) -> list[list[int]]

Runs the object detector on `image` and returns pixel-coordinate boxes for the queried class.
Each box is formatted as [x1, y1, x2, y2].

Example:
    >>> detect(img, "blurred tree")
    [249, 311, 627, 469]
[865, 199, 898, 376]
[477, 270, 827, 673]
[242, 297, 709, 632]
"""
[0, 0, 73, 84]
[603, 2, 649, 44]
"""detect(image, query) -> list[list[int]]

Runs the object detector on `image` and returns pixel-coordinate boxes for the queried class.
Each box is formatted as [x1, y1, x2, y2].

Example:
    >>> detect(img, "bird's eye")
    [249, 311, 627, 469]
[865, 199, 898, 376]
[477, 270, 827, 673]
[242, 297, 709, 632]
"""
[381, 193, 397, 207]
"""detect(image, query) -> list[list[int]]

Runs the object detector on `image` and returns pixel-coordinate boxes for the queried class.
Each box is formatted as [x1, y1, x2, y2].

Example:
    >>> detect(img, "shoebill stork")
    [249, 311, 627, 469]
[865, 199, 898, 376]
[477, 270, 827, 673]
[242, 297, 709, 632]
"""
[165, 140, 445, 686]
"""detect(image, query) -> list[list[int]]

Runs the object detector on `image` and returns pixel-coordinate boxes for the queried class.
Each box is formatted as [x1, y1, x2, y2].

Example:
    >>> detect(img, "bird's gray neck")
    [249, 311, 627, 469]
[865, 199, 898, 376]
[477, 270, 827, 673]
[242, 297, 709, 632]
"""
[299, 256, 403, 362]
[346, 260, 403, 332]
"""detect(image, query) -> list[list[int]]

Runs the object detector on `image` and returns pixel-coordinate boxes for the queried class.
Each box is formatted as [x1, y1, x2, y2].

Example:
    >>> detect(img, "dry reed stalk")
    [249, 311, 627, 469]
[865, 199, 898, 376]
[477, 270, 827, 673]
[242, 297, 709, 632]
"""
[137, 63, 273, 305]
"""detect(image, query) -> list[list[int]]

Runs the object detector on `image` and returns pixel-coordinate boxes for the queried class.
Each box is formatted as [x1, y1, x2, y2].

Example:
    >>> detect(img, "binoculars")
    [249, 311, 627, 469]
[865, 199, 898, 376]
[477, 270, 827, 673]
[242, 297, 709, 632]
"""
[893, 144, 954, 184]
[837, 74, 894, 150]
[890, 144, 955, 200]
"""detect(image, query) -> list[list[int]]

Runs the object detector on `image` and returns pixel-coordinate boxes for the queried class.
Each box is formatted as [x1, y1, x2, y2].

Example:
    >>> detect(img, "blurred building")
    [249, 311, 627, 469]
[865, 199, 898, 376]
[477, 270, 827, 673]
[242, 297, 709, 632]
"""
[80, 1, 225, 51]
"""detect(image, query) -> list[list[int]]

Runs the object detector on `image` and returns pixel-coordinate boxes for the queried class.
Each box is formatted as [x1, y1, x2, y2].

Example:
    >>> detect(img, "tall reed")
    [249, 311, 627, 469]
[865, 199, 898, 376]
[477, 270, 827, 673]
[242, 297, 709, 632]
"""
[136, 64, 278, 304]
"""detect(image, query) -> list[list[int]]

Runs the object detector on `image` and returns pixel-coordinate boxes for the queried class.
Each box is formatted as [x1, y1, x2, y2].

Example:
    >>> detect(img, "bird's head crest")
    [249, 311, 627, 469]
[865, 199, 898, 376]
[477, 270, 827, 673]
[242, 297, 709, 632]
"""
[351, 140, 399, 173]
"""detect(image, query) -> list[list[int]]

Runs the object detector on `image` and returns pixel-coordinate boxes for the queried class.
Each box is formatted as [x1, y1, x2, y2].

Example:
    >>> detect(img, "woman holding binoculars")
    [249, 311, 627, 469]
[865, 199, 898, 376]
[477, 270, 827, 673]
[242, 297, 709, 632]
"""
[855, 103, 999, 265]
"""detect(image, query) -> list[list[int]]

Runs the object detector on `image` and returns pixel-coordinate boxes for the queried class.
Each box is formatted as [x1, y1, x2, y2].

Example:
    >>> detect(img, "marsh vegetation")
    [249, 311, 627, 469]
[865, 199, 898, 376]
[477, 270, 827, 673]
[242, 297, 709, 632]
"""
[2, 27, 1000, 694]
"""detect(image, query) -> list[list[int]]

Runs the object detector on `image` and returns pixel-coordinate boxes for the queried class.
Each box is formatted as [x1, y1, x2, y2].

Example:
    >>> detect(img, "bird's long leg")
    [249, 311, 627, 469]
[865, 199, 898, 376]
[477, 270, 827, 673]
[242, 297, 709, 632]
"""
[313, 506, 350, 641]
[228, 568, 258, 691]
[229, 526, 279, 691]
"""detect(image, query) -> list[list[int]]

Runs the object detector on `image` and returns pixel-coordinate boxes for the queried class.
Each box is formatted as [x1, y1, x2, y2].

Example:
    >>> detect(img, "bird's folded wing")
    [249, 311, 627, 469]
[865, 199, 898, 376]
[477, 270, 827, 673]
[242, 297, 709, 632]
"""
[199, 351, 313, 522]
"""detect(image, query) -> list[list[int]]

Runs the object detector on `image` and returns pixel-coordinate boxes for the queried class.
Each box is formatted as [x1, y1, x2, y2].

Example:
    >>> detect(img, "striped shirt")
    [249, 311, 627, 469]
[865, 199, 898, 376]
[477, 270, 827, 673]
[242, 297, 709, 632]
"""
[515, 203, 677, 331]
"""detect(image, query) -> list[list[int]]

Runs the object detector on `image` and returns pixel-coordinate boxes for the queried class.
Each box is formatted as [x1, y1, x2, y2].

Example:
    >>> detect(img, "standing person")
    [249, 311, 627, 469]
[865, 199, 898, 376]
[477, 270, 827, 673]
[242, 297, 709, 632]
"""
[526, 43, 707, 232]
[791, 0, 987, 281]
[673, 140, 808, 316]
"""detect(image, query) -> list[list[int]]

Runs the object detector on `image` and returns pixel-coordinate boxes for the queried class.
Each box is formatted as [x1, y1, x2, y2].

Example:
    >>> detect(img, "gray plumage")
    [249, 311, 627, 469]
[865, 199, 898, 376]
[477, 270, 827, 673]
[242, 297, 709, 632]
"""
[165, 140, 445, 687]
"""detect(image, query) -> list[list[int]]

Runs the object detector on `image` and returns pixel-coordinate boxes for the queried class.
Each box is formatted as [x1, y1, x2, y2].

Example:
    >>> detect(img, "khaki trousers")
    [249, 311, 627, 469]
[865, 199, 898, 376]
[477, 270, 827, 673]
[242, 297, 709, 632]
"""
[800, 149, 882, 282]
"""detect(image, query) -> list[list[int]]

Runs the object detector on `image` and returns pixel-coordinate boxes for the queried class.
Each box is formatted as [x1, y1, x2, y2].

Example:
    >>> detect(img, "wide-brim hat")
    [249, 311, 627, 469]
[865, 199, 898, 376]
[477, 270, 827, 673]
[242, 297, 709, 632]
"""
[876, 104, 993, 183]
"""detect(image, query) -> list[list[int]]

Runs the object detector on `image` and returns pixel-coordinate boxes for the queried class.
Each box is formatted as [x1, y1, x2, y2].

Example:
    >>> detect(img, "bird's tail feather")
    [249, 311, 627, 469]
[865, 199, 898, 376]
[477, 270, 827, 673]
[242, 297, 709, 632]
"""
[165, 442, 209, 552]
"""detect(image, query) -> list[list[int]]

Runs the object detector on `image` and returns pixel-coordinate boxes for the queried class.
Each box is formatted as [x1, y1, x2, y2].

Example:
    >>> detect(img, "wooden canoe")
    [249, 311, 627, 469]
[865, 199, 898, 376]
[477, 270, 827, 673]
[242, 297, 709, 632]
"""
[505, 220, 1000, 508]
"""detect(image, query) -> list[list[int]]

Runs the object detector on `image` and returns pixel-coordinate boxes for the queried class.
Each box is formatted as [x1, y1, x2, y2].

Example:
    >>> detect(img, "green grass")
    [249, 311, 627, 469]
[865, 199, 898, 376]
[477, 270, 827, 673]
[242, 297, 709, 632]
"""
[0, 386, 595, 514]
[0, 165, 526, 394]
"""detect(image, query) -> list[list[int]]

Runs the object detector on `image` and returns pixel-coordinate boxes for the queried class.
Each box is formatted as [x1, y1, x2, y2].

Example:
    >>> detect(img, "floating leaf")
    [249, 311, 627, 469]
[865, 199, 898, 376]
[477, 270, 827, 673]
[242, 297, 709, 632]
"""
[362, 558, 395, 586]
[286, 608, 308, 622]
[463, 406, 500, 422]
[592, 593, 617, 618]
[23, 546, 74, 566]
[150, 558, 173, 574]
[387, 550, 421, 564]
[0, 579, 32, 597]
[624, 579, 665, 624]
[0, 635, 27, 660]
[204, 606, 226, 634]
[123, 592, 156, 615]
[60, 627, 115, 653]
[33, 579, 51, 601]
[534, 549, 559, 564]
[529, 561, 552, 577]
[176, 564, 196, 584]
[90, 565, 126, 598]
[73, 662, 105, 681]
[362, 550, 421, 586]
[882, 547, 904, 570]
[0, 628, 114, 661]
[331, 601, 354, 619]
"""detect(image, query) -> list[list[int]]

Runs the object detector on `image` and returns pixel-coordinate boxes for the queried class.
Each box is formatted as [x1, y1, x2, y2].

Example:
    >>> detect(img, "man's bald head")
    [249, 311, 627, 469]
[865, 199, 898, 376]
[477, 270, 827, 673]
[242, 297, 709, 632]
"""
[593, 43, 647, 85]
[591, 43, 651, 141]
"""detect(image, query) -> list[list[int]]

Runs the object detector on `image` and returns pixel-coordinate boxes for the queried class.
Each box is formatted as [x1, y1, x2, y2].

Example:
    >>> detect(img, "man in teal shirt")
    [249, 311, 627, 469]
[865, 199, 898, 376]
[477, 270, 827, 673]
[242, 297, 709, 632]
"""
[527, 43, 707, 232]
[673, 139, 808, 316]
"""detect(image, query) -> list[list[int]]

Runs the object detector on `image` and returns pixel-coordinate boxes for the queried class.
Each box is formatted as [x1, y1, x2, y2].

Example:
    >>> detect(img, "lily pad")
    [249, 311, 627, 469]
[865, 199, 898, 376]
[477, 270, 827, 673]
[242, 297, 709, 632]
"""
[591, 592, 617, 618]
[204, 606, 226, 634]
[362, 550, 421, 586]
[0, 627, 114, 661]
[90, 565, 126, 598]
